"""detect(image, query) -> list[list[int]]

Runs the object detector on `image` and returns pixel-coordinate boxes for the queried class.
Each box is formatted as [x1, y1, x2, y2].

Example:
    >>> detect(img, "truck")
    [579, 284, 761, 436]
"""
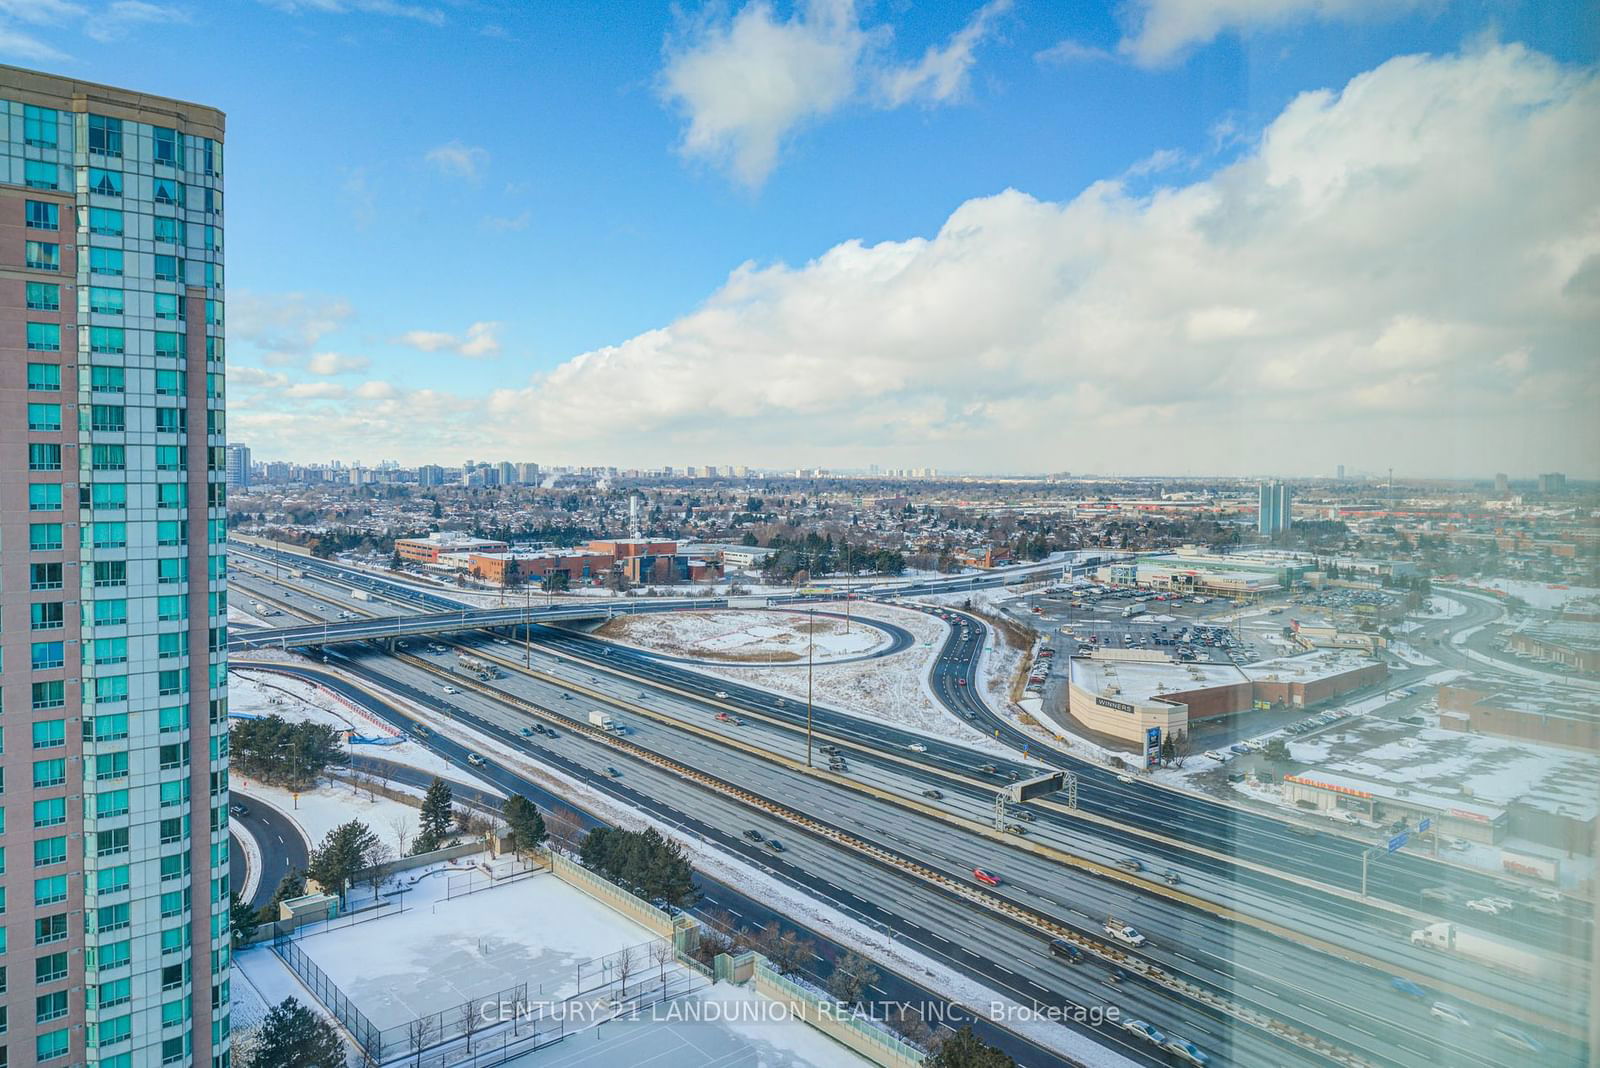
[589, 710, 617, 731]
[1104, 919, 1147, 947]
[458, 654, 490, 674]
[1122, 603, 1146, 618]
[350, 588, 371, 601]
[1409, 922, 1558, 980]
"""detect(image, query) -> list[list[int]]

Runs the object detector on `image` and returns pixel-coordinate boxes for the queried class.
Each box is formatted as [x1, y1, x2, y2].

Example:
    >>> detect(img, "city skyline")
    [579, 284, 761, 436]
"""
[0, 3, 1594, 475]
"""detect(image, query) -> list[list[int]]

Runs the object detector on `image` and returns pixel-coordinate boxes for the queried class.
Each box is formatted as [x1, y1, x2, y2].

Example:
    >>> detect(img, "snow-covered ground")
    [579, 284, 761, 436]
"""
[1388, 641, 1439, 667]
[403, 705, 1134, 1067]
[687, 604, 1014, 755]
[596, 610, 889, 663]
[233, 776, 420, 855]
[1458, 579, 1600, 612]
[1418, 595, 1469, 620]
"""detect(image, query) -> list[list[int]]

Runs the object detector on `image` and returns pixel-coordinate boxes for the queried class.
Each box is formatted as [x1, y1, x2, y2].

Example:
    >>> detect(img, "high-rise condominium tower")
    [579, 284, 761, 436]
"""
[2, 67, 230, 1068]
[1257, 480, 1291, 534]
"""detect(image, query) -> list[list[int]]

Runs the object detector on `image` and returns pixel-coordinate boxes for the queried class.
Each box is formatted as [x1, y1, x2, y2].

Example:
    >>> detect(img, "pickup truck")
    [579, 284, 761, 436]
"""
[1104, 920, 1147, 947]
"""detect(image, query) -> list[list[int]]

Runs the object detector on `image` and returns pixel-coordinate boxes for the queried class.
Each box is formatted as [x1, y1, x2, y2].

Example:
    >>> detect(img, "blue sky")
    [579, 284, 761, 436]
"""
[4, 0, 1597, 475]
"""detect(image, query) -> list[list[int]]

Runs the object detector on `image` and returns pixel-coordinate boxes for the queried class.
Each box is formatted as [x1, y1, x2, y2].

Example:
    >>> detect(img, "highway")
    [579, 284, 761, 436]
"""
[225, 548, 1593, 1064]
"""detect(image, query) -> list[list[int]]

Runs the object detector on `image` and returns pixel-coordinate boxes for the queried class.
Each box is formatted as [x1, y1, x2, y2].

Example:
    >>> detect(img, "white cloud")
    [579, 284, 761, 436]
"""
[230, 291, 355, 358]
[256, 0, 444, 24]
[661, 0, 1011, 186]
[425, 140, 489, 181]
[1033, 37, 1114, 66]
[85, 0, 185, 42]
[0, 0, 85, 23]
[1114, 0, 1435, 67]
[232, 45, 1600, 477]
[306, 352, 371, 375]
[0, 25, 70, 61]
[394, 320, 501, 359]
[878, 0, 1011, 107]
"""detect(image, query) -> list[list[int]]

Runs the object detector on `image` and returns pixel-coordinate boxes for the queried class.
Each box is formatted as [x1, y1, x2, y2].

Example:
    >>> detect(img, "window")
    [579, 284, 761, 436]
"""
[33, 879, 68, 909]
[34, 915, 67, 946]
[29, 524, 63, 551]
[155, 330, 185, 359]
[25, 161, 58, 190]
[90, 326, 125, 354]
[153, 126, 183, 167]
[203, 137, 220, 175]
[26, 323, 60, 351]
[26, 282, 60, 310]
[29, 642, 64, 670]
[27, 403, 61, 431]
[93, 561, 127, 588]
[97, 979, 131, 1008]
[157, 520, 187, 546]
[96, 904, 129, 936]
[89, 482, 127, 511]
[155, 253, 182, 281]
[33, 838, 66, 868]
[33, 800, 66, 830]
[160, 892, 186, 920]
[89, 286, 124, 315]
[159, 742, 189, 770]
[158, 483, 187, 510]
[159, 854, 189, 881]
[36, 1027, 69, 1061]
[90, 522, 127, 549]
[92, 444, 126, 470]
[156, 369, 185, 395]
[89, 247, 123, 276]
[155, 292, 182, 320]
[24, 104, 58, 147]
[88, 713, 129, 742]
[95, 752, 128, 782]
[29, 444, 62, 470]
[31, 722, 65, 751]
[28, 484, 61, 511]
[94, 676, 128, 705]
[154, 177, 184, 206]
[26, 362, 60, 390]
[31, 686, 65, 715]
[88, 168, 122, 197]
[89, 206, 123, 235]
[29, 564, 63, 592]
[90, 405, 125, 432]
[88, 114, 122, 156]
[157, 558, 188, 585]
[93, 599, 128, 626]
[159, 815, 186, 842]
[36, 992, 67, 1024]
[25, 201, 58, 231]
[95, 791, 129, 819]
[153, 216, 185, 244]
[30, 603, 64, 631]
[158, 669, 188, 697]
[25, 239, 60, 270]
[157, 595, 186, 622]
[91, 365, 126, 393]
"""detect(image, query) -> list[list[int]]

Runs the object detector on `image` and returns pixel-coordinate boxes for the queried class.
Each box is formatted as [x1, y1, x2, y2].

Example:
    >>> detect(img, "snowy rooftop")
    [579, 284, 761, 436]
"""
[1283, 770, 1507, 821]
[1070, 654, 1247, 705]
[1240, 648, 1380, 683]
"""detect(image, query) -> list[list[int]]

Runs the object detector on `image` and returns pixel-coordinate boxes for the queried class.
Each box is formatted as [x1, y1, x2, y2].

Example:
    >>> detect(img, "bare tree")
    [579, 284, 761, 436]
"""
[649, 939, 673, 989]
[1172, 729, 1193, 768]
[545, 804, 585, 852]
[388, 811, 414, 857]
[458, 999, 483, 1054]
[407, 1014, 437, 1068]
[362, 840, 394, 899]
[614, 945, 638, 1001]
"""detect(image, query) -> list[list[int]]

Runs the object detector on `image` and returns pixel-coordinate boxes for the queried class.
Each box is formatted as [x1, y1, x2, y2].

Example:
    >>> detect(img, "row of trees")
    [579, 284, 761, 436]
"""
[231, 715, 346, 790]
[578, 826, 697, 906]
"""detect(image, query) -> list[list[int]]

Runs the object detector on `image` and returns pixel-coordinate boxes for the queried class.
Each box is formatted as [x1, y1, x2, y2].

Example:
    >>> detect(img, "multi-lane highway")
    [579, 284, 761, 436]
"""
[225, 546, 1593, 1065]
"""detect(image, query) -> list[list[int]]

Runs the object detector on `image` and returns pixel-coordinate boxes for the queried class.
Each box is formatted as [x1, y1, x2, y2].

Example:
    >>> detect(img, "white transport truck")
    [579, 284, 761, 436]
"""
[589, 710, 617, 731]
[1410, 922, 1554, 979]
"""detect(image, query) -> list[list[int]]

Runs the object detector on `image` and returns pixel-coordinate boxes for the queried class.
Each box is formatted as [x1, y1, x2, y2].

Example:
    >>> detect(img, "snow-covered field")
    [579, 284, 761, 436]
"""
[1459, 579, 1600, 612]
[1419, 595, 1469, 619]
[597, 609, 889, 663]
[233, 777, 420, 855]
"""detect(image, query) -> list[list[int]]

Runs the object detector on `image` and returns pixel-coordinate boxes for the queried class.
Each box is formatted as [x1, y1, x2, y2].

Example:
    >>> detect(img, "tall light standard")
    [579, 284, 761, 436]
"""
[805, 606, 816, 768]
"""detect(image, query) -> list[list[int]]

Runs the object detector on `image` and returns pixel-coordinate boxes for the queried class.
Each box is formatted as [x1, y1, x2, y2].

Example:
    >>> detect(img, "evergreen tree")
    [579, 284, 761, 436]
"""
[1159, 734, 1176, 766]
[502, 795, 546, 857]
[925, 1027, 1017, 1068]
[259, 869, 307, 926]
[307, 821, 379, 903]
[230, 891, 260, 946]
[415, 777, 454, 852]
[254, 997, 347, 1068]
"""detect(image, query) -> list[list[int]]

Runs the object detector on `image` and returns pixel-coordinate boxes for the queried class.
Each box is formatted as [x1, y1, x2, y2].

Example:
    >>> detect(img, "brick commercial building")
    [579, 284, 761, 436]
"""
[1437, 683, 1599, 751]
[394, 531, 508, 565]
[468, 548, 615, 586]
[2, 67, 231, 1068]
[585, 538, 723, 584]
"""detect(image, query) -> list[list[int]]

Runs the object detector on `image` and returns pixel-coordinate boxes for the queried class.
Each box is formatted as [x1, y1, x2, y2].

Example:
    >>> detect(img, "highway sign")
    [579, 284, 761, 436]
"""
[1007, 771, 1066, 802]
[1416, 817, 1431, 833]
[1387, 832, 1409, 853]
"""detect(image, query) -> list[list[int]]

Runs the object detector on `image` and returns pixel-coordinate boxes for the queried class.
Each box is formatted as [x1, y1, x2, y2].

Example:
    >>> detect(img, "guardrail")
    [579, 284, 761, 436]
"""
[752, 958, 925, 1068]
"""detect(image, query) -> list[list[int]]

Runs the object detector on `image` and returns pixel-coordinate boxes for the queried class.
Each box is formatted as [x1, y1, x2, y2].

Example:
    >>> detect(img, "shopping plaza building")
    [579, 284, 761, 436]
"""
[2, 68, 231, 1068]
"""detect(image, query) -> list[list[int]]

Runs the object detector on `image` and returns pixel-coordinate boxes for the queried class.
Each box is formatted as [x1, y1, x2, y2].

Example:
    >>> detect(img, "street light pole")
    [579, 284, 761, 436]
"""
[806, 607, 815, 768]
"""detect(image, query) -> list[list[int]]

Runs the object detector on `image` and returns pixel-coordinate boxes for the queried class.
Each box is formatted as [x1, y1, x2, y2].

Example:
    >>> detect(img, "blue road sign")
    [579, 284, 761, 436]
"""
[1417, 817, 1431, 833]
[1387, 832, 1409, 853]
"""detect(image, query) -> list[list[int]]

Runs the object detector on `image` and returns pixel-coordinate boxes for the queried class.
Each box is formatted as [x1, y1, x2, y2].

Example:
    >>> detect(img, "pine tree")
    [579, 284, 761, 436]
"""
[258, 869, 307, 926]
[230, 892, 260, 946]
[254, 997, 347, 1068]
[415, 777, 454, 852]
[307, 821, 379, 903]
[502, 795, 546, 857]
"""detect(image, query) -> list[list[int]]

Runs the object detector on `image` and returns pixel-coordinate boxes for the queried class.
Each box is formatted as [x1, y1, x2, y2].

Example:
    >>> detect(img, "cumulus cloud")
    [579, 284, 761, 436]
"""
[306, 352, 371, 375]
[85, 1, 186, 42]
[877, 0, 1011, 107]
[661, 0, 1009, 186]
[425, 140, 489, 180]
[233, 45, 1600, 477]
[231, 291, 355, 360]
[1113, 0, 1435, 67]
[394, 320, 501, 359]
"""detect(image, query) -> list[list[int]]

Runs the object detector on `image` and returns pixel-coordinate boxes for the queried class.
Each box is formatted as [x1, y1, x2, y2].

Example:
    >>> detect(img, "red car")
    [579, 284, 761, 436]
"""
[973, 868, 1001, 886]
[956, 678, 968, 687]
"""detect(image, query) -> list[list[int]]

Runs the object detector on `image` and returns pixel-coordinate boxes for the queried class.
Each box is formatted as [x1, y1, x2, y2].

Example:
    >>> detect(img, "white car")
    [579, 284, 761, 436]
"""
[1430, 1002, 1471, 1027]
[1121, 1020, 1166, 1045]
[1485, 896, 1515, 912]
[1465, 898, 1500, 915]
[1525, 886, 1562, 904]
[907, 742, 927, 752]
[1492, 1026, 1542, 1053]
[1117, 774, 1134, 784]
[714, 691, 730, 699]
[441, 685, 460, 695]
[1162, 1038, 1209, 1065]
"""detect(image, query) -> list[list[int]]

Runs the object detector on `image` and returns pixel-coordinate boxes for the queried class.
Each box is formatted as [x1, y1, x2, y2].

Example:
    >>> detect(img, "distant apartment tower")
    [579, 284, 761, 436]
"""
[225, 442, 250, 488]
[1258, 480, 1292, 534]
[1494, 472, 1509, 493]
[1336, 464, 1345, 480]
[496, 460, 515, 486]
[1537, 472, 1567, 495]
[417, 463, 445, 486]
[1, 68, 230, 1068]
[515, 461, 540, 485]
